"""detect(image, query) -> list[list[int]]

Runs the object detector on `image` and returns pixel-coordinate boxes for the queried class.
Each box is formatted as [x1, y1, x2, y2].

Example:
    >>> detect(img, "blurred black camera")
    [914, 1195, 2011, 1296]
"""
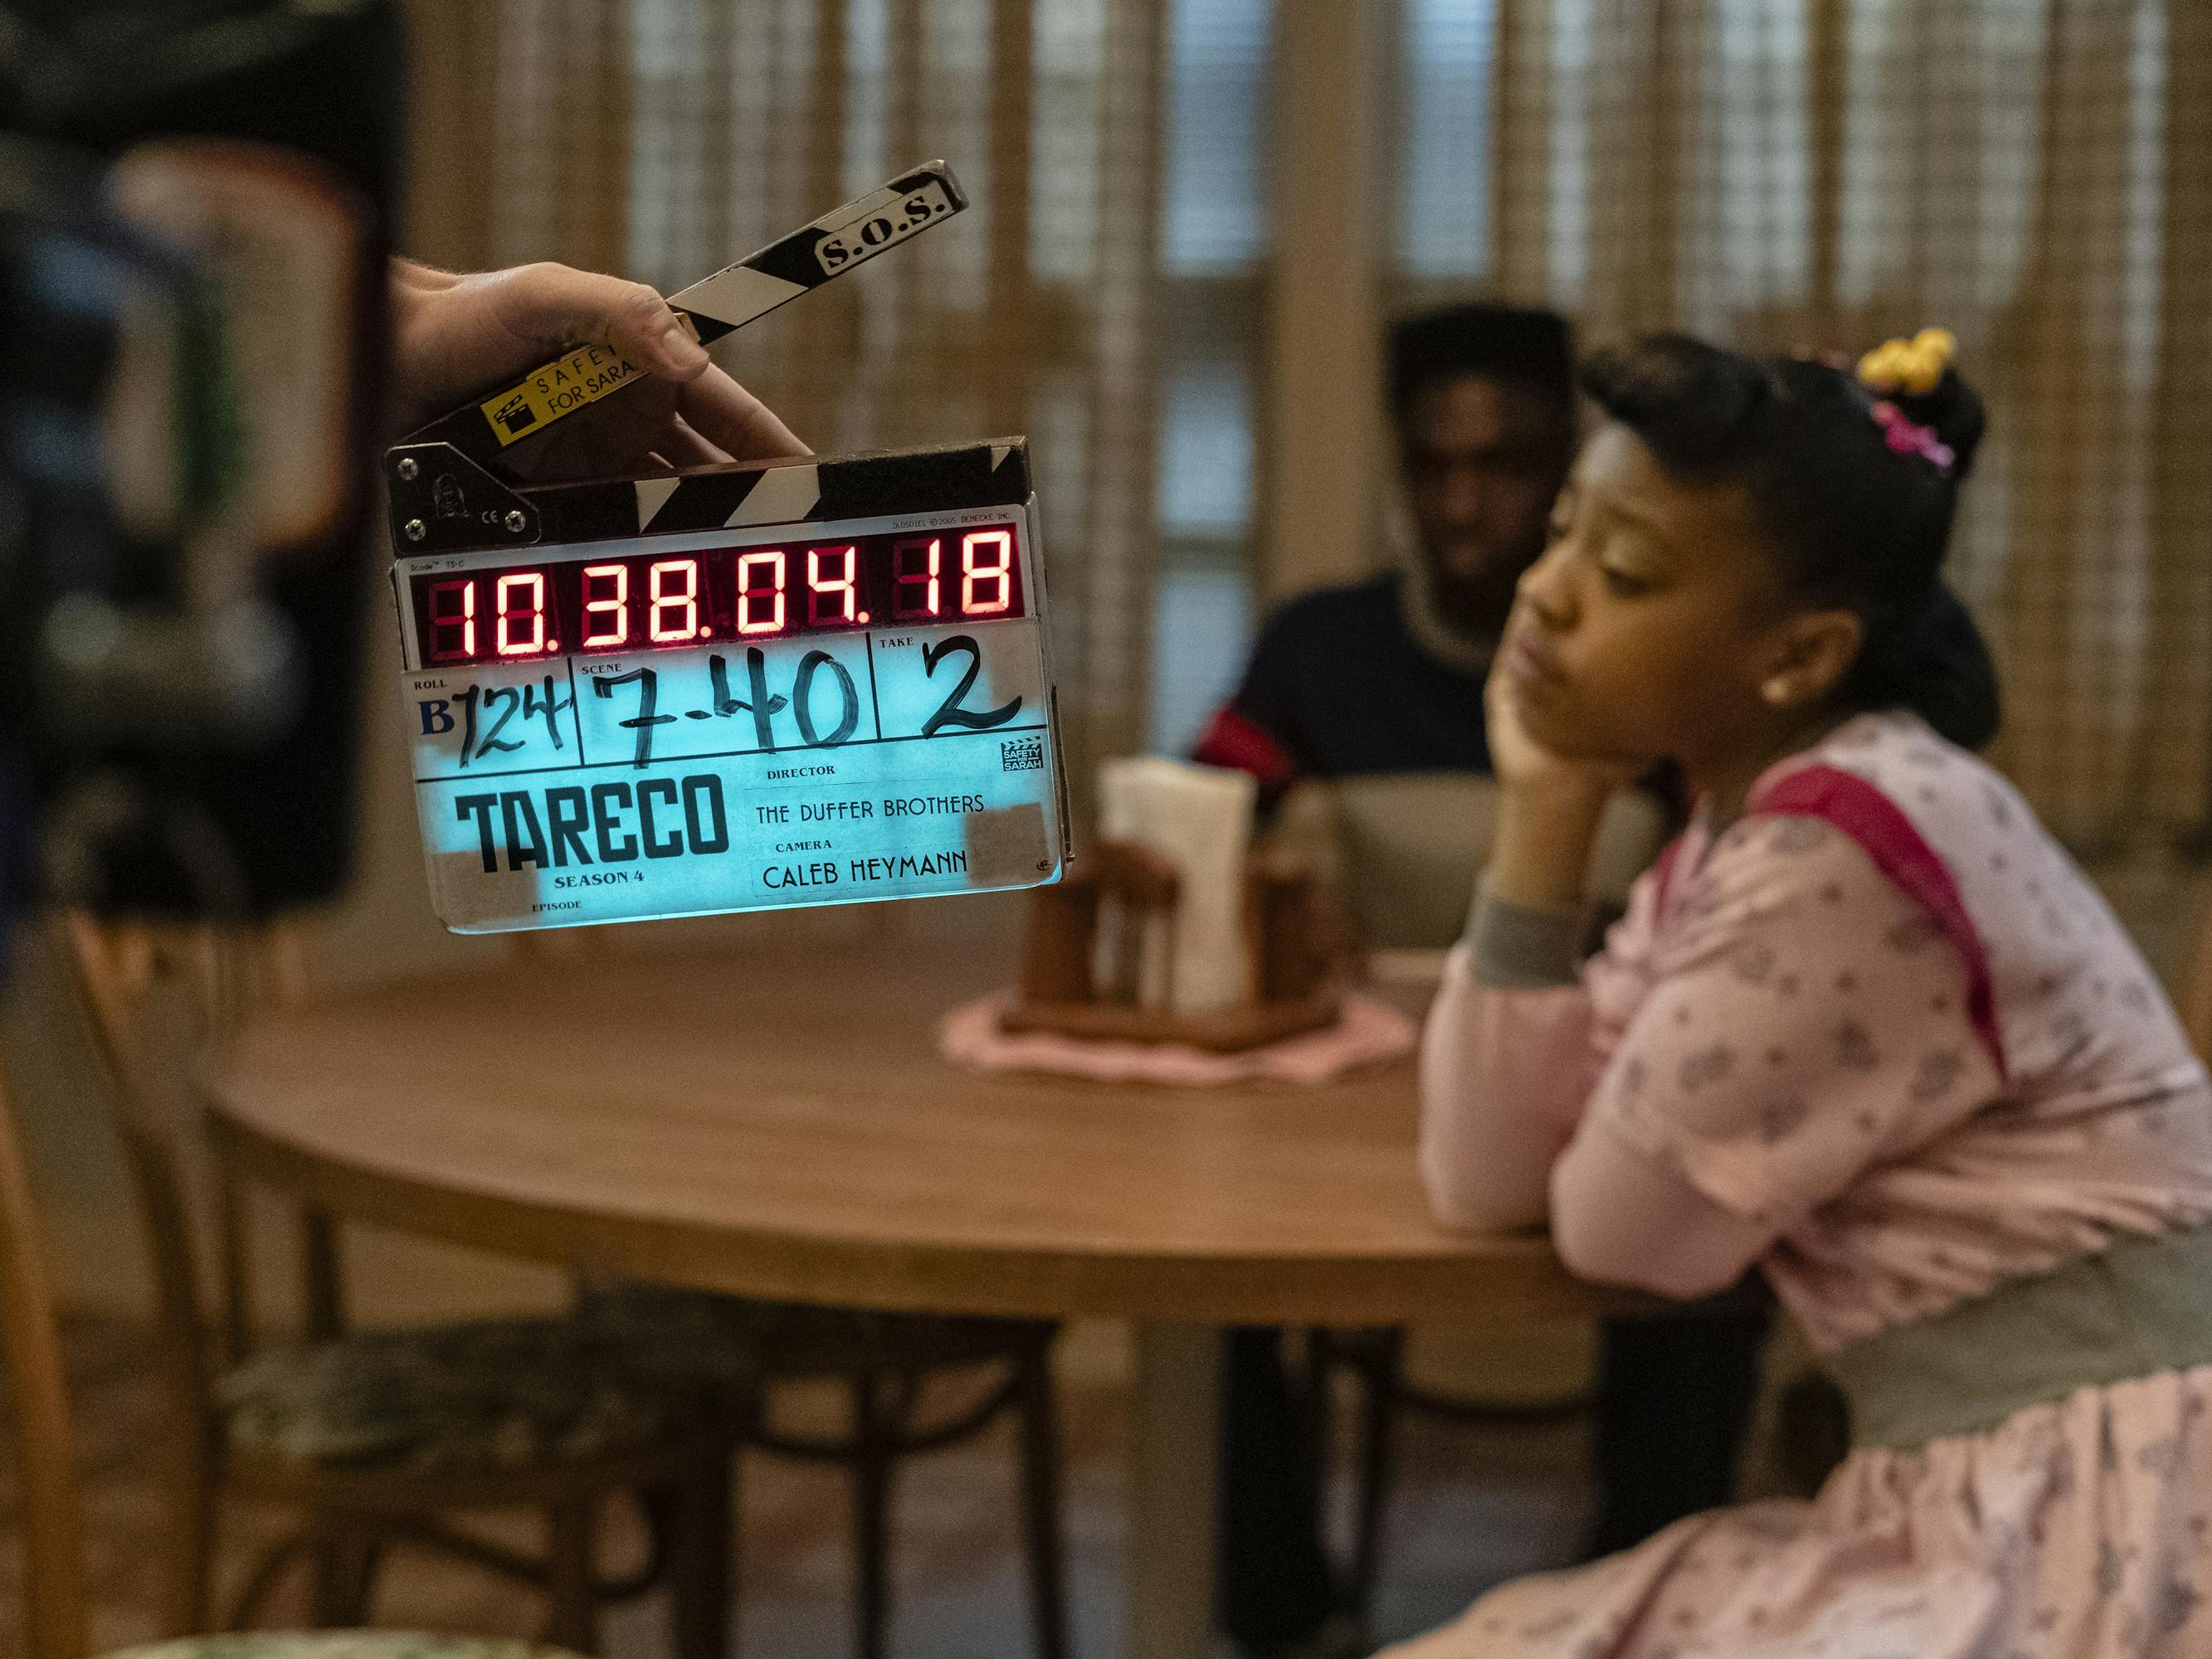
[0, 0, 402, 943]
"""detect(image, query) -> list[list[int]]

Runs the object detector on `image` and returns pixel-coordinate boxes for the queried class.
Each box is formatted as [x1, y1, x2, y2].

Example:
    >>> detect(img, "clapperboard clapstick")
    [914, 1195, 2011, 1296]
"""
[404, 161, 967, 475]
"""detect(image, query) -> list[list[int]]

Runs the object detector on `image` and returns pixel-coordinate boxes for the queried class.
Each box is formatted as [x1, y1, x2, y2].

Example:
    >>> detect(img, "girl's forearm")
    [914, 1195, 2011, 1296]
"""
[1484, 779, 1615, 912]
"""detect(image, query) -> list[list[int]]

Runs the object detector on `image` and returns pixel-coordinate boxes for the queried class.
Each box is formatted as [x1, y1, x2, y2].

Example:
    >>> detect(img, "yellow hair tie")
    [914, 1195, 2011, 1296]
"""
[1857, 327, 1956, 396]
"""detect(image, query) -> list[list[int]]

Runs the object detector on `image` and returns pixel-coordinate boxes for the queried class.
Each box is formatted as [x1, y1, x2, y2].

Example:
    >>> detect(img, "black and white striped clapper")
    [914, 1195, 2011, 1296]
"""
[401, 160, 967, 473]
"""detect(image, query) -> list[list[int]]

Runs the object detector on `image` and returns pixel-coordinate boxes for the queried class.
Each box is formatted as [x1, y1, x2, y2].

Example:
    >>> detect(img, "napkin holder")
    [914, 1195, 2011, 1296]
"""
[1001, 838, 1341, 1052]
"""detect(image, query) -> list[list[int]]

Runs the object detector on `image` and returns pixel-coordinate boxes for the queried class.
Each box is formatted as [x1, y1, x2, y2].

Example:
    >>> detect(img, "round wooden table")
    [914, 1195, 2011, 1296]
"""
[207, 920, 1595, 1659]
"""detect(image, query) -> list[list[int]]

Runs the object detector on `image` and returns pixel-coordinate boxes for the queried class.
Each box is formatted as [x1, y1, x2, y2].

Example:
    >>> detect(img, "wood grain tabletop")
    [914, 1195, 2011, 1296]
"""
[206, 912, 1595, 1326]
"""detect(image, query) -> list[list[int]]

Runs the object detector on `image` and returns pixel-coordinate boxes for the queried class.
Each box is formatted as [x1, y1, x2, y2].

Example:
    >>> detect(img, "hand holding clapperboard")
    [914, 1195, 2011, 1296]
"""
[387, 163, 1072, 935]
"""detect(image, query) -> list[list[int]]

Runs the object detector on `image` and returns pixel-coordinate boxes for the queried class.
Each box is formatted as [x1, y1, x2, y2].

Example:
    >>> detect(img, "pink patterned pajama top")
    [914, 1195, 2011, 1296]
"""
[1391, 712, 2212, 1659]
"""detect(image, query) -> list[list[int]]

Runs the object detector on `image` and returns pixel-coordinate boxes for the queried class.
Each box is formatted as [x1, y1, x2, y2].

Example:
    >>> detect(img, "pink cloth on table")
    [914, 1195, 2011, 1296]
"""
[939, 990, 1415, 1085]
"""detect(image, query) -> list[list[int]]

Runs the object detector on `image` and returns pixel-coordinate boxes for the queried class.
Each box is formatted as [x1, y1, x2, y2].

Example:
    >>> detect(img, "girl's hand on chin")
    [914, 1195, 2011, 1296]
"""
[1484, 650, 1636, 802]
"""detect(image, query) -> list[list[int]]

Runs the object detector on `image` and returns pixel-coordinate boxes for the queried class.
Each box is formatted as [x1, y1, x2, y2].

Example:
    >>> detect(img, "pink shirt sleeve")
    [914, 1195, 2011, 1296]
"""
[1419, 815, 2003, 1306]
[1555, 818, 2001, 1292]
[1416, 872, 1664, 1233]
[1418, 944, 1597, 1232]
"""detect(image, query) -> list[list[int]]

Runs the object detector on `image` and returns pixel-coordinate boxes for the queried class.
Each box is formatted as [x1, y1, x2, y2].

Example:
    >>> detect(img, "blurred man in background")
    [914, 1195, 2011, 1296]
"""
[1195, 305, 1576, 801]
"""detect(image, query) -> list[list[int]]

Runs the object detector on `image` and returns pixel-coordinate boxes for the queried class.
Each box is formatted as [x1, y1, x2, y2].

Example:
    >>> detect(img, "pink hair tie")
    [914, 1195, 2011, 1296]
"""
[1870, 400, 1955, 473]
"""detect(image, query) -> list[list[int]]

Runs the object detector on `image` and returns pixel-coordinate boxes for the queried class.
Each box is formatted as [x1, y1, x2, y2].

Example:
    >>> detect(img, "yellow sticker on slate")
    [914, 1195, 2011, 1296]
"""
[479, 340, 647, 446]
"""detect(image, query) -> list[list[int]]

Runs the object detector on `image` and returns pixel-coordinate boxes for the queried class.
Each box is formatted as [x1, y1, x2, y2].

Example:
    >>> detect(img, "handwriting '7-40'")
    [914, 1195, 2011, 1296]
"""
[428, 634, 1021, 770]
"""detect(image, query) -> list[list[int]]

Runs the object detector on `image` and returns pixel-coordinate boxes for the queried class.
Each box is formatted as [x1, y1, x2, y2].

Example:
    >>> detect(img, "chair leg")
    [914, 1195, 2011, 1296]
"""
[310, 1530, 380, 1625]
[1347, 1330, 1406, 1631]
[666, 1455, 736, 1659]
[227, 1535, 319, 1630]
[309, 1535, 345, 1626]
[850, 1373, 897, 1659]
[162, 1436, 217, 1633]
[546, 1496, 602, 1653]
[1012, 1347, 1070, 1659]
[1303, 1331, 1337, 1528]
[345, 1535, 383, 1622]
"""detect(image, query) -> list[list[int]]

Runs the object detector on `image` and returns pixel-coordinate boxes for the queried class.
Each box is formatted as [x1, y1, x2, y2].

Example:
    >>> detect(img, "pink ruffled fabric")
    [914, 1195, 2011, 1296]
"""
[938, 990, 1415, 1086]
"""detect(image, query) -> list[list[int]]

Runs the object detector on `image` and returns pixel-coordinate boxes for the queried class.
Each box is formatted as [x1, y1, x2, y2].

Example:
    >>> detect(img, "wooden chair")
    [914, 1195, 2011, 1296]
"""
[2, 1006, 592, 1659]
[507, 931, 1068, 1659]
[51, 917, 748, 1656]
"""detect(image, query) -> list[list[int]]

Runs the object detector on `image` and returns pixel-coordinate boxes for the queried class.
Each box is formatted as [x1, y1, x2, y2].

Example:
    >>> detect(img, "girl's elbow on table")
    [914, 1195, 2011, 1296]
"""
[1547, 1123, 1773, 1301]
[1419, 1073, 1772, 1300]
[1418, 1134, 1756, 1297]
[1549, 1201, 1743, 1301]
[1418, 1143, 1547, 1238]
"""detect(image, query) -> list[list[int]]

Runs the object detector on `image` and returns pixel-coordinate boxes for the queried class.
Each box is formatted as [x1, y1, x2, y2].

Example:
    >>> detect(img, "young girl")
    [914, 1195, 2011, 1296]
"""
[1392, 333, 2212, 1659]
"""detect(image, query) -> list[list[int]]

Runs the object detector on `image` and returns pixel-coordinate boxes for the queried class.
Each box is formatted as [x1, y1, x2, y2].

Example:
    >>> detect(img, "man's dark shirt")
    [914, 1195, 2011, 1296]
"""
[1192, 572, 1491, 792]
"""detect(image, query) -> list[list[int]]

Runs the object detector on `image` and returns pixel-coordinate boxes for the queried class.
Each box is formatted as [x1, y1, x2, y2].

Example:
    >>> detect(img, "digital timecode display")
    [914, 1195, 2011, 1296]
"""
[407, 523, 1027, 669]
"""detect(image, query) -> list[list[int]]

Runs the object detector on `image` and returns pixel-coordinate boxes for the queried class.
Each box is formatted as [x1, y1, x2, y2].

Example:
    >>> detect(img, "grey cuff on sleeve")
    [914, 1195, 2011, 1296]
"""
[1465, 885, 1586, 989]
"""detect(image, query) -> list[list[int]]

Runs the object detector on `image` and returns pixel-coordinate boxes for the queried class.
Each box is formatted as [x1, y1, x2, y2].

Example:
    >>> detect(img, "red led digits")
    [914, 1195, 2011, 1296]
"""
[648, 558, 701, 643]
[415, 523, 1023, 669]
[738, 549, 787, 635]
[893, 538, 942, 620]
[961, 530, 1014, 615]
[582, 563, 628, 647]
[495, 571, 549, 655]
[807, 545, 859, 625]
[428, 577, 476, 662]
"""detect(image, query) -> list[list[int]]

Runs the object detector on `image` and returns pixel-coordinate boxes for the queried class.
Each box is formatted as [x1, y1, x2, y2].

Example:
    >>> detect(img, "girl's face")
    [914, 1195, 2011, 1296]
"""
[1499, 422, 1848, 778]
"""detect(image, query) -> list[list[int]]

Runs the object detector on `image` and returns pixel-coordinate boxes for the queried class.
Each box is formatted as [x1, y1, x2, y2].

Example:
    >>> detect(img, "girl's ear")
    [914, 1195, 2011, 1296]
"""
[1757, 607, 1863, 712]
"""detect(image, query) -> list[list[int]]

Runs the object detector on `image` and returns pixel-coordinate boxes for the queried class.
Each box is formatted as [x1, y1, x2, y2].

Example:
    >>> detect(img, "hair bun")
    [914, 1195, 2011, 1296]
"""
[1859, 583, 2000, 750]
[1859, 328, 1983, 480]
[1894, 366, 1986, 482]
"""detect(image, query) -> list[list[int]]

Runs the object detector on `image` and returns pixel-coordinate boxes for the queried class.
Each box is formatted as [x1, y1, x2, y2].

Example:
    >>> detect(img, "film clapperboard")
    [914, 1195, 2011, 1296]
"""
[386, 162, 1069, 933]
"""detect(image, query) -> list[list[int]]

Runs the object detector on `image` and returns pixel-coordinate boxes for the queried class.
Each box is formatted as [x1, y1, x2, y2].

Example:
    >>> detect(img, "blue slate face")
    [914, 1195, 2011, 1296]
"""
[395, 504, 1065, 933]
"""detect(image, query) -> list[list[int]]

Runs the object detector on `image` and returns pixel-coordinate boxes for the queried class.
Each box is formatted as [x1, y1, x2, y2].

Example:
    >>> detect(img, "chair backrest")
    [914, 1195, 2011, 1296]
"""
[1292, 772, 1669, 953]
[8, 913, 402, 1654]
[2, 915, 287, 1659]
[0, 1063, 94, 1659]
[11, 917, 355, 1656]
[58, 920, 242, 1422]
[54, 918, 328, 1460]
